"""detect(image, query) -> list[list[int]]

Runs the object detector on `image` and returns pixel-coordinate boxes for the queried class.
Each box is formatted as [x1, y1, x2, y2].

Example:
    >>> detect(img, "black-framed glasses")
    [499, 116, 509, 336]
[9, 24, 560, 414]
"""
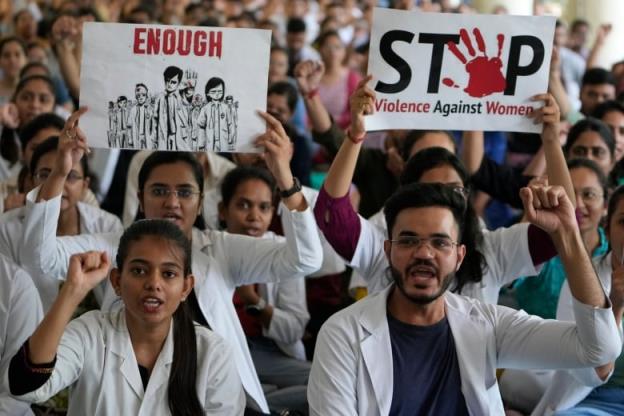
[148, 186, 201, 200]
[389, 236, 458, 254]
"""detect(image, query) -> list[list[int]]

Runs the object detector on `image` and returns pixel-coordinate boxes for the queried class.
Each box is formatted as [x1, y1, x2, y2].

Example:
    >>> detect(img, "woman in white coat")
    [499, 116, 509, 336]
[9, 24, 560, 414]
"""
[0, 254, 42, 416]
[8, 219, 245, 415]
[0, 135, 123, 310]
[18, 108, 322, 413]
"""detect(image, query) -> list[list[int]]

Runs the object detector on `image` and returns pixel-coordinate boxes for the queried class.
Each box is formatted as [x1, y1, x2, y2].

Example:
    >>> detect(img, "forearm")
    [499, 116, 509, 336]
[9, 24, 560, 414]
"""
[28, 284, 83, 364]
[55, 43, 80, 99]
[555, 230, 608, 307]
[304, 94, 332, 133]
[460, 131, 484, 174]
[543, 137, 576, 205]
[323, 138, 361, 198]
[523, 146, 546, 177]
[37, 172, 66, 202]
[549, 71, 571, 118]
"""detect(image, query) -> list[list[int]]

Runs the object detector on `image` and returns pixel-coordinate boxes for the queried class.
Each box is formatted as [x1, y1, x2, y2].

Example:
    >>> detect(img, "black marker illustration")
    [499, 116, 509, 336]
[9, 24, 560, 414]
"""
[106, 67, 239, 151]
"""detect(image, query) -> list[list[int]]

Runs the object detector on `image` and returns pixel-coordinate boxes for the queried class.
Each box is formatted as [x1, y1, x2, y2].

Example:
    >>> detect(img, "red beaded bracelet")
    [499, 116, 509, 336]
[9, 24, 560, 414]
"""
[307, 88, 319, 99]
[346, 127, 366, 144]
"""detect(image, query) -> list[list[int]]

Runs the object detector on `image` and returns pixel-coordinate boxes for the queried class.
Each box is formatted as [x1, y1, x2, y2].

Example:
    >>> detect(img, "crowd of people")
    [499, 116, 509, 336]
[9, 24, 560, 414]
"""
[0, 0, 623, 415]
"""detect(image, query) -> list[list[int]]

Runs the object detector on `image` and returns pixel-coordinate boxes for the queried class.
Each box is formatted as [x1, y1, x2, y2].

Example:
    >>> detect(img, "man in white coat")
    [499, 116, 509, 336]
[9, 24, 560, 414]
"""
[308, 183, 622, 415]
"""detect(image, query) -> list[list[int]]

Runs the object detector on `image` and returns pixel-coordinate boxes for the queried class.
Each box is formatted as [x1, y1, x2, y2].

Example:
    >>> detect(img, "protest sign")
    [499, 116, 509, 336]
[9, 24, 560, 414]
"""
[79, 22, 271, 152]
[366, 8, 556, 133]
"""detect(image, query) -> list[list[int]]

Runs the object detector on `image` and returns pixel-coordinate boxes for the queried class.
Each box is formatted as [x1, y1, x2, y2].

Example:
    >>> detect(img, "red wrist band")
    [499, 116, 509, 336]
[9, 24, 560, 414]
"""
[346, 127, 365, 144]
[307, 88, 319, 99]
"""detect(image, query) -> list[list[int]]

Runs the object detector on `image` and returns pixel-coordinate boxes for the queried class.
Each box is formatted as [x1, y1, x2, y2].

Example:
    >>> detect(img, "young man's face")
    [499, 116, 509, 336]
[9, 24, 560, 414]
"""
[267, 93, 292, 124]
[601, 110, 624, 161]
[384, 206, 465, 305]
[166, 75, 180, 93]
[580, 83, 616, 115]
[119, 99, 127, 109]
[136, 86, 148, 105]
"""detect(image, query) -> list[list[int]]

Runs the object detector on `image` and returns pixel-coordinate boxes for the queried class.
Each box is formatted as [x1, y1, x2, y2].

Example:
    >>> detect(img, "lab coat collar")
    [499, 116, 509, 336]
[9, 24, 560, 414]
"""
[107, 309, 175, 401]
[357, 287, 490, 416]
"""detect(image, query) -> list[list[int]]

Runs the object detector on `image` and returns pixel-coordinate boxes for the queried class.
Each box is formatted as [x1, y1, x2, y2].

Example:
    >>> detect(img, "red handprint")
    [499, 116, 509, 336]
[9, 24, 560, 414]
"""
[443, 28, 506, 98]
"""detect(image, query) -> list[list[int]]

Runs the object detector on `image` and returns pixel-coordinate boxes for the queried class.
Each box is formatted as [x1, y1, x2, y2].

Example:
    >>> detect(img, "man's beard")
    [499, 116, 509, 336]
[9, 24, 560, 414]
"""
[389, 259, 455, 305]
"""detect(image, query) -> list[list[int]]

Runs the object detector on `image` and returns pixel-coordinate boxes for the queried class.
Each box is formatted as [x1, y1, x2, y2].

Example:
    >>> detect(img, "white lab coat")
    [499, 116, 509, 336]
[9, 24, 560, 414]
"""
[19, 190, 323, 413]
[308, 285, 622, 416]
[121, 150, 235, 228]
[0, 254, 43, 416]
[10, 309, 245, 415]
[531, 253, 623, 415]
[0, 202, 123, 311]
[348, 212, 540, 304]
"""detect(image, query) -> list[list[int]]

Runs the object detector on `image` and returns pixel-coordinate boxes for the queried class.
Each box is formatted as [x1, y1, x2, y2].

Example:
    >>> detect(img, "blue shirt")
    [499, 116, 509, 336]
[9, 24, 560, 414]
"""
[388, 313, 469, 416]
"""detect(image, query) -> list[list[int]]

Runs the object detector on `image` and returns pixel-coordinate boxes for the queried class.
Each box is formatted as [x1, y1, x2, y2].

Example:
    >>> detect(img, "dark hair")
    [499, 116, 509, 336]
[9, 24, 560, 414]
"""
[18, 112, 64, 149]
[593, 100, 624, 120]
[221, 166, 276, 207]
[0, 75, 56, 165]
[204, 77, 225, 102]
[137, 152, 205, 229]
[400, 130, 456, 161]
[384, 182, 466, 241]
[163, 65, 183, 83]
[0, 36, 26, 57]
[316, 30, 341, 48]
[117, 95, 127, 103]
[568, 158, 608, 201]
[570, 18, 589, 31]
[19, 61, 50, 79]
[268, 81, 298, 113]
[270, 45, 288, 56]
[564, 117, 615, 160]
[287, 18, 307, 34]
[115, 219, 202, 416]
[607, 185, 624, 235]
[582, 67, 616, 88]
[135, 83, 148, 92]
[400, 148, 487, 292]
[29, 136, 89, 180]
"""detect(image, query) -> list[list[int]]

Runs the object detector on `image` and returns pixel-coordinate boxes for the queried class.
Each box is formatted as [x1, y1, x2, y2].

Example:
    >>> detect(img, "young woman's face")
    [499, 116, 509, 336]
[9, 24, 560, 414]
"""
[567, 131, 614, 176]
[111, 235, 194, 329]
[571, 166, 605, 234]
[14, 79, 55, 125]
[23, 125, 61, 165]
[608, 197, 624, 265]
[320, 35, 345, 67]
[33, 151, 87, 212]
[140, 161, 203, 238]
[207, 83, 224, 101]
[220, 178, 274, 237]
[0, 41, 26, 78]
[269, 50, 289, 82]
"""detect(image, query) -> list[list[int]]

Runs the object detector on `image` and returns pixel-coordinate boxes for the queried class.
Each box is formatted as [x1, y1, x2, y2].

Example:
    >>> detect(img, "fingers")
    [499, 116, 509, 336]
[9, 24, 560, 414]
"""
[257, 110, 287, 139]
[520, 187, 536, 219]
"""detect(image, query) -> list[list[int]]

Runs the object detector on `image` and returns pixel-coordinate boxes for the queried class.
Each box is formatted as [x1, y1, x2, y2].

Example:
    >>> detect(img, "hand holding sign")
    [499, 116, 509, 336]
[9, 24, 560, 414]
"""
[529, 93, 560, 141]
[349, 75, 375, 141]
[255, 111, 294, 191]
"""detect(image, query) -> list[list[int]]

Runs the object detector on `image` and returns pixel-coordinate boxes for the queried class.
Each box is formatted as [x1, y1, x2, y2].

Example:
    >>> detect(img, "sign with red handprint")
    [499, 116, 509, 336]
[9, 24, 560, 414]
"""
[366, 8, 555, 133]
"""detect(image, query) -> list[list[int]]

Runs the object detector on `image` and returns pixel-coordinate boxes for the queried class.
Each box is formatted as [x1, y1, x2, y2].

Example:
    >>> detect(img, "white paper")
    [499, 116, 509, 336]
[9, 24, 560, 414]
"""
[366, 9, 556, 133]
[79, 22, 271, 152]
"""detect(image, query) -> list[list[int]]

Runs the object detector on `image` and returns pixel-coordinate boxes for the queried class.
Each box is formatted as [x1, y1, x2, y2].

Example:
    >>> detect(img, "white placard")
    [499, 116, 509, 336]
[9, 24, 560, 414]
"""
[366, 9, 556, 133]
[79, 22, 271, 152]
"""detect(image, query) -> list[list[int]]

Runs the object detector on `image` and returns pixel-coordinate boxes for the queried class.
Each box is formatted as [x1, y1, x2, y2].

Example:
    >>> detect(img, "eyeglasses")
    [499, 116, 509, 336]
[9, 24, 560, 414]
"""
[577, 188, 604, 204]
[148, 186, 201, 200]
[571, 145, 610, 160]
[389, 236, 458, 254]
[32, 169, 84, 184]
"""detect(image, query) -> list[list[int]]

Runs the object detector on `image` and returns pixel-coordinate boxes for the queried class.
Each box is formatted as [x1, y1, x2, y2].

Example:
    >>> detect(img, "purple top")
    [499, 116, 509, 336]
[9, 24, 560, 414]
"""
[313, 186, 556, 267]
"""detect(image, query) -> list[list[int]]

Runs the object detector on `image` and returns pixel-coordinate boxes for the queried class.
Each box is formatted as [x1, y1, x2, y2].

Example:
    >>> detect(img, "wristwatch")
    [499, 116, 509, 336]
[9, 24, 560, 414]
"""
[245, 298, 267, 316]
[279, 177, 302, 198]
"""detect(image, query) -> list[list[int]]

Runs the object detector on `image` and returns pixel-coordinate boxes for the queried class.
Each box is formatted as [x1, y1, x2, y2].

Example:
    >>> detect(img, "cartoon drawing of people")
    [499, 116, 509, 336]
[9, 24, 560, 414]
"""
[189, 93, 204, 151]
[107, 101, 117, 147]
[197, 77, 238, 152]
[153, 66, 189, 151]
[127, 83, 153, 149]
[224, 95, 239, 151]
[115, 96, 131, 148]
